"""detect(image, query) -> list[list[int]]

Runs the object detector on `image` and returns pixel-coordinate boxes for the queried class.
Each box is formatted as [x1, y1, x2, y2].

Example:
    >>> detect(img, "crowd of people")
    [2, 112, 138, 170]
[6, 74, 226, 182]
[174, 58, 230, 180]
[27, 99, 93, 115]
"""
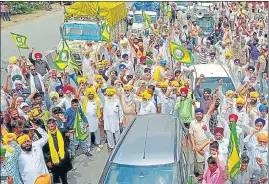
[0, 1, 268, 184]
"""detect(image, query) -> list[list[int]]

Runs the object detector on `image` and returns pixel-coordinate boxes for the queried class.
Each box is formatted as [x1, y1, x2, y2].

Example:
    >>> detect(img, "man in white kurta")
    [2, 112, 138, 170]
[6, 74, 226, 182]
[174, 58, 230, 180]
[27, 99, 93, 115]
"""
[17, 126, 49, 184]
[138, 92, 157, 115]
[83, 87, 104, 152]
[103, 88, 123, 152]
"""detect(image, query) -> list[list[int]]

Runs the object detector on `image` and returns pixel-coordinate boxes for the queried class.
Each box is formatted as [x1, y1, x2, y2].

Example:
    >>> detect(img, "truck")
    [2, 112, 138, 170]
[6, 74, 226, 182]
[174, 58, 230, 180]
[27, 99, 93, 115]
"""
[56, 2, 128, 64]
[129, 2, 160, 35]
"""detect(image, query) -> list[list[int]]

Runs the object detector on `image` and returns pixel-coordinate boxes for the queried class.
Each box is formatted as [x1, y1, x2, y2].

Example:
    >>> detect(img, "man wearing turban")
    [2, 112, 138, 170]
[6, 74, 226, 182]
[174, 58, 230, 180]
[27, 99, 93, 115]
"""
[138, 91, 157, 115]
[29, 48, 50, 76]
[82, 87, 104, 152]
[103, 88, 123, 152]
[17, 123, 49, 184]
[57, 85, 75, 110]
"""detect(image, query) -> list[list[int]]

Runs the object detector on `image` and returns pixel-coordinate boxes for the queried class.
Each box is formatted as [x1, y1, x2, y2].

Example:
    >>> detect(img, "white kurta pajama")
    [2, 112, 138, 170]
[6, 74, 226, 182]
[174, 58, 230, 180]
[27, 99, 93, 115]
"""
[18, 127, 49, 184]
[85, 100, 103, 146]
[103, 98, 123, 148]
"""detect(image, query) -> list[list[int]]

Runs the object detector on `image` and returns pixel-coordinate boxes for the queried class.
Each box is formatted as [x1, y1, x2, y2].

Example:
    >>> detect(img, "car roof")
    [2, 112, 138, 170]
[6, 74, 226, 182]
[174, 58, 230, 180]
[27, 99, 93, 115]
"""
[134, 11, 157, 16]
[111, 114, 181, 166]
[191, 64, 230, 78]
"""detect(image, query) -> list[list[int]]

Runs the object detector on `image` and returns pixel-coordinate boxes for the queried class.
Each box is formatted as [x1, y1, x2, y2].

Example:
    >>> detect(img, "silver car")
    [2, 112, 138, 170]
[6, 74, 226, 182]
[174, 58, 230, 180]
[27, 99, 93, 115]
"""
[99, 114, 190, 184]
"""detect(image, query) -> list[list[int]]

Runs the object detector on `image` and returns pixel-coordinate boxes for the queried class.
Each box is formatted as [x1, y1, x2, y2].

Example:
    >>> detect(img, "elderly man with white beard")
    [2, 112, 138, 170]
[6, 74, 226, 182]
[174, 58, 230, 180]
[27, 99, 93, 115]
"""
[103, 88, 123, 152]
[243, 132, 268, 183]
[57, 85, 75, 110]
[138, 91, 157, 115]
[119, 84, 136, 129]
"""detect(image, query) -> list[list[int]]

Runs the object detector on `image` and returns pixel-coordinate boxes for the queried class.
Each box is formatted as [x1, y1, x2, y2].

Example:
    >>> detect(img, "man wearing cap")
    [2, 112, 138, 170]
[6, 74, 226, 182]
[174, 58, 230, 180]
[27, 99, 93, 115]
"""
[1, 134, 22, 184]
[17, 122, 49, 184]
[103, 88, 123, 152]
[29, 48, 50, 76]
[189, 94, 217, 181]
[18, 102, 29, 120]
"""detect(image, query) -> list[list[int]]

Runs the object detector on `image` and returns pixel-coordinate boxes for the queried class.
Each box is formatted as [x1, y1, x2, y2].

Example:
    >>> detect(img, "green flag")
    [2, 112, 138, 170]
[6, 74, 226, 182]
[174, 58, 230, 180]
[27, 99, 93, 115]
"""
[10, 32, 29, 49]
[101, 23, 110, 41]
[169, 42, 194, 64]
[73, 110, 89, 141]
[142, 11, 152, 30]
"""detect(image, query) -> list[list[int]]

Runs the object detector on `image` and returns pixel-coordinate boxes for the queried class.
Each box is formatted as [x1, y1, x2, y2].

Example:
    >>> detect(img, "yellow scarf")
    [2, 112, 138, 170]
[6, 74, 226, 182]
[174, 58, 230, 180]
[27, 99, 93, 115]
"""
[154, 66, 164, 82]
[48, 128, 65, 164]
[82, 88, 101, 118]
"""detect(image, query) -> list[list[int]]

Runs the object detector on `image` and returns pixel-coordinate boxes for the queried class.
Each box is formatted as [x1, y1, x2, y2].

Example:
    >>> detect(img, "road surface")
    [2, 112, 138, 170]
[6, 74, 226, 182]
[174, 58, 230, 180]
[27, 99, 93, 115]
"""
[1, 9, 63, 86]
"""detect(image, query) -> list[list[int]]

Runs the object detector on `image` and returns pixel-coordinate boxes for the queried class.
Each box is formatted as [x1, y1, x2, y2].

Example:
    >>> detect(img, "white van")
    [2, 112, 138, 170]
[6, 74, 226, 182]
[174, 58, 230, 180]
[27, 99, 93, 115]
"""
[187, 64, 237, 107]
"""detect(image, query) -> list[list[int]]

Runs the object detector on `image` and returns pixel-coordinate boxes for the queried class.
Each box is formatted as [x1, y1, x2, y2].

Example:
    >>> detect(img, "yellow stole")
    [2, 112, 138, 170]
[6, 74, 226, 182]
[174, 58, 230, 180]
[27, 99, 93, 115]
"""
[82, 96, 101, 118]
[48, 128, 65, 164]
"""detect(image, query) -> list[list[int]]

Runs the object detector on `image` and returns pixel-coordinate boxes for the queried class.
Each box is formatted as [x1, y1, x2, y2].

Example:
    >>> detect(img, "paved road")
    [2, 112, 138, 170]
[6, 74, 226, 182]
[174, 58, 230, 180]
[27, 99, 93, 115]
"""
[1, 9, 63, 86]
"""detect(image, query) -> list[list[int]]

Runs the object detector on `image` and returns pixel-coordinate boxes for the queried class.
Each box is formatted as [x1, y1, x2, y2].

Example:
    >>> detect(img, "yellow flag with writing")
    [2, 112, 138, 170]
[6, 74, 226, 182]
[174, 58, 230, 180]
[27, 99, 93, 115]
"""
[10, 32, 29, 49]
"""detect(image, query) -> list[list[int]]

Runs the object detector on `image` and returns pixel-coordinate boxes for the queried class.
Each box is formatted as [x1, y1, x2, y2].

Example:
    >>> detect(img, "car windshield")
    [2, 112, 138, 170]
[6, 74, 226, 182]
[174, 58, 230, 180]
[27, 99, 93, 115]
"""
[104, 163, 179, 184]
[64, 24, 100, 37]
[197, 18, 214, 28]
[194, 77, 235, 100]
[134, 15, 157, 23]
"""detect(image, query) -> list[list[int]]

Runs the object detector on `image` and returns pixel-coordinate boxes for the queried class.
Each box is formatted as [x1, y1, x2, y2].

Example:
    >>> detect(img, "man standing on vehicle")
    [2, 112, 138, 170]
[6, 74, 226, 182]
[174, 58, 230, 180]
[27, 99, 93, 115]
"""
[29, 48, 50, 77]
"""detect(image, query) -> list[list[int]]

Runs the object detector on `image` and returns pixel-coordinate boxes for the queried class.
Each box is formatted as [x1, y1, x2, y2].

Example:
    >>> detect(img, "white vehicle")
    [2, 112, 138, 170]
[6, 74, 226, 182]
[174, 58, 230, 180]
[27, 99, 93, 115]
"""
[187, 64, 237, 108]
[131, 11, 157, 34]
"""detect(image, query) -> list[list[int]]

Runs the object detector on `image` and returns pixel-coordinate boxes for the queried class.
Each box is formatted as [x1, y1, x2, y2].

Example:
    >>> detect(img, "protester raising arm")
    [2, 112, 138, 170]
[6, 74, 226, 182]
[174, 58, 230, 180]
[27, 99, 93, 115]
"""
[3, 73, 12, 95]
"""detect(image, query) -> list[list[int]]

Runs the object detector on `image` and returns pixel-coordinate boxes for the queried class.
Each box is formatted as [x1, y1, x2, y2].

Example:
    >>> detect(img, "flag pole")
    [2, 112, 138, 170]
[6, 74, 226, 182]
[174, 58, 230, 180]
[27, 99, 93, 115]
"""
[17, 46, 22, 57]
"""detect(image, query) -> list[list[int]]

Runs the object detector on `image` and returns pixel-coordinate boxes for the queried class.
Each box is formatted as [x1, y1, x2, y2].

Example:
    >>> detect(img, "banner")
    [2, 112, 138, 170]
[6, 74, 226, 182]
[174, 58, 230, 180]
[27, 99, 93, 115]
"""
[169, 42, 193, 64]
[228, 121, 240, 178]
[73, 110, 89, 141]
[10, 32, 29, 49]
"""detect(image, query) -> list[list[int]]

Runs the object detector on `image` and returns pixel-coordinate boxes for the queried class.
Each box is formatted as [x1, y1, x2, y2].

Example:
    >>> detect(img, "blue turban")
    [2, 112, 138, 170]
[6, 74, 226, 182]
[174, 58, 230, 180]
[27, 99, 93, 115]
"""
[255, 118, 266, 126]
[119, 64, 126, 69]
[55, 85, 63, 92]
[259, 104, 268, 112]
[159, 39, 164, 44]
[195, 108, 204, 114]
[160, 60, 167, 66]
[247, 66, 255, 71]
[122, 54, 128, 58]
[204, 88, 212, 94]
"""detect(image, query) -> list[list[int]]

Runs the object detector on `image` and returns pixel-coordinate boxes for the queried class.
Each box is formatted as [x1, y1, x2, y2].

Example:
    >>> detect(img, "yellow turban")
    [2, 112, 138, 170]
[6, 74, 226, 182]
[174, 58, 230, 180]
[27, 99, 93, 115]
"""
[49, 91, 59, 100]
[226, 90, 234, 97]
[138, 42, 143, 47]
[123, 84, 133, 90]
[142, 92, 152, 100]
[121, 41, 127, 46]
[96, 62, 104, 69]
[236, 97, 245, 104]
[84, 50, 90, 55]
[77, 76, 86, 84]
[159, 82, 168, 88]
[225, 52, 232, 58]
[85, 87, 96, 95]
[225, 39, 231, 44]
[250, 91, 259, 98]
[95, 74, 103, 80]
[257, 133, 268, 142]
[2, 133, 17, 153]
[106, 88, 117, 95]
[171, 81, 179, 87]
[17, 134, 31, 146]
[9, 56, 17, 64]
[241, 10, 246, 15]
[106, 42, 112, 48]
[101, 60, 109, 65]
[28, 108, 40, 119]
[34, 174, 51, 184]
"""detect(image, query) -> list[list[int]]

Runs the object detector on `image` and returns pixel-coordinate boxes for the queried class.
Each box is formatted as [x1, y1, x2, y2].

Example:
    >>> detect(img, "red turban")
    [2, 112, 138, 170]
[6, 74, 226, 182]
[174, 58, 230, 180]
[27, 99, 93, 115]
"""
[63, 85, 73, 93]
[34, 53, 42, 59]
[229, 114, 238, 122]
[214, 127, 224, 135]
[140, 56, 147, 62]
[180, 88, 188, 94]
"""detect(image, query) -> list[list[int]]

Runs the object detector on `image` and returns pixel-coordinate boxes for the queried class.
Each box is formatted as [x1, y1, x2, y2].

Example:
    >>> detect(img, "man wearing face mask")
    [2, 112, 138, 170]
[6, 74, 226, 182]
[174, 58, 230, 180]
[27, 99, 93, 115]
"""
[17, 122, 49, 184]
[103, 88, 123, 152]
[119, 84, 136, 128]
[29, 48, 50, 76]
[243, 132, 268, 182]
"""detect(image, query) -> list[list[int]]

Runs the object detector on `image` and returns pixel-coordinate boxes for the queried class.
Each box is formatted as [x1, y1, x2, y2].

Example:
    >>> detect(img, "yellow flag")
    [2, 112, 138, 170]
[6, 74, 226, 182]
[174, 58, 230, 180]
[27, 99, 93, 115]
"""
[101, 23, 110, 41]
[169, 42, 193, 64]
[10, 32, 29, 49]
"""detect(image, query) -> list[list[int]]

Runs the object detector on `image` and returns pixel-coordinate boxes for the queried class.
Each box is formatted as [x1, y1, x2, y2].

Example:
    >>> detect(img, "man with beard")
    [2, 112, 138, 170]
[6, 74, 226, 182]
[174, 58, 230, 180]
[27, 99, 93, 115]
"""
[195, 74, 212, 113]
[48, 91, 60, 111]
[243, 132, 268, 182]
[29, 48, 50, 76]
[43, 118, 72, 184]
[55, 85, 64, 100]
[82, 87, 104, 152]
[103, 88, 123, 152]
[57, 85, 75, 110]
[17, 122, 49, 184]
[47, 69, 62, 93]
[119, 84, 136, 128]
[228, 59, 243, 86]
[138, 91, 157, 115]
[25, 65, 46, 94]
[258, 105, 268, 131]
